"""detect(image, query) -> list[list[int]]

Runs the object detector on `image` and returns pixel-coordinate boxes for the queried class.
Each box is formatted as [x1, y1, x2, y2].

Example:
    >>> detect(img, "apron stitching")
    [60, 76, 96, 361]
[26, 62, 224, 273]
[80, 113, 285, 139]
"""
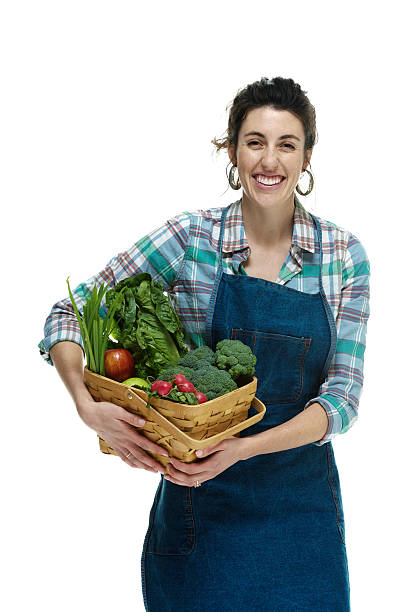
[326, 444, 346, 546]
[141, 478, 163, 610]
[298, 337, 312, 396]
[185, 486, 196, 552]
[145, 481, 195, 557]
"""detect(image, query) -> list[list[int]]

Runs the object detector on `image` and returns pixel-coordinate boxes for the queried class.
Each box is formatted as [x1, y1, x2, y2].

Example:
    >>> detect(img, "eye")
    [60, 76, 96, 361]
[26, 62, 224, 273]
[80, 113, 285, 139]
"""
[248, 140, 261, 146]
[282, 143, 295, 149]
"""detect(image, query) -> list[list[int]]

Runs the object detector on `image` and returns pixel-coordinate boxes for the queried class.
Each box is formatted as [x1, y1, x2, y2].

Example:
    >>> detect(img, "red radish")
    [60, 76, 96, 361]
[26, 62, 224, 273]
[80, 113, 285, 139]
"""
[151, 380, 172, 396]
[171, 374, 189, 386]
[177, 381, 196, 393]
[194, 391, 208, 404]
[104, 349, 134, 382]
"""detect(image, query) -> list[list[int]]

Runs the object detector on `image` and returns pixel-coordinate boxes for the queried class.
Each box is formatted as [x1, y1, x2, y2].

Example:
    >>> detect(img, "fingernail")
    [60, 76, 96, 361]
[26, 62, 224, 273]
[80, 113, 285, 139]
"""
[196, 450, 203, 457]
[138, 419, 146, 426]
[159, 452, 168, 457]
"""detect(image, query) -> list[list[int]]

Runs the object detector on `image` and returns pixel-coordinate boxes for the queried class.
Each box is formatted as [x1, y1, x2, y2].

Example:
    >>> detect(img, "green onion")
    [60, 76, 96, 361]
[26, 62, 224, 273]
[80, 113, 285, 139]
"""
[66, 277, 124, 375]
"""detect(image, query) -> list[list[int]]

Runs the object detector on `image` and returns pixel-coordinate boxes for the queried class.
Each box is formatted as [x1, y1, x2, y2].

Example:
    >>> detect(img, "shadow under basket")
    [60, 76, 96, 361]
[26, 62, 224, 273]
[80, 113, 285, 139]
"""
[83, 367, 266, 472]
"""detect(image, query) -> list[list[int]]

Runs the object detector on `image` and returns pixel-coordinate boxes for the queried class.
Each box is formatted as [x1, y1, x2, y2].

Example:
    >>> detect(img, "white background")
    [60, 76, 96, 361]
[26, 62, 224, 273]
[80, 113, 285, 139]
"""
[1, 1, 407, 610]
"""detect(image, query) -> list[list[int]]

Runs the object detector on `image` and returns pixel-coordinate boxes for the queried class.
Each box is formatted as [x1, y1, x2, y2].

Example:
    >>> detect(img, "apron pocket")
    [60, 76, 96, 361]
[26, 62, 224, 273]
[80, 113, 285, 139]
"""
[145, 478, 196, 555]
[231, 328, 312, 404]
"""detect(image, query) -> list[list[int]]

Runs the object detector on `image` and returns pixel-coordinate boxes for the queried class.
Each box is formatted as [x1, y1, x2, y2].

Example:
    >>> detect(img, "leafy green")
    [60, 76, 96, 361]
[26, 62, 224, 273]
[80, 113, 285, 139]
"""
[105, 274, 188, 379]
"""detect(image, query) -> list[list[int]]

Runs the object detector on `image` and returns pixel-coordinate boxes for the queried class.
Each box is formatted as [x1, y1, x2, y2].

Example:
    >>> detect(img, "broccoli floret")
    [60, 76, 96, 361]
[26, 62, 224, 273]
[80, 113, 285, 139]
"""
[191, 345, 217, 364]
[215, 339, 256, 381]
[157, 364, 195, 382]
[178, 346, 216, 370]
[190, 365, 237, 401]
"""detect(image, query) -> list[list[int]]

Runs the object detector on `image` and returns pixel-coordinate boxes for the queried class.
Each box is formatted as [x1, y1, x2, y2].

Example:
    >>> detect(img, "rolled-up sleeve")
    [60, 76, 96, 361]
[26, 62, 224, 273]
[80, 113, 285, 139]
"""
[38, 212, 191, 366]
[304, 231, 370, 445]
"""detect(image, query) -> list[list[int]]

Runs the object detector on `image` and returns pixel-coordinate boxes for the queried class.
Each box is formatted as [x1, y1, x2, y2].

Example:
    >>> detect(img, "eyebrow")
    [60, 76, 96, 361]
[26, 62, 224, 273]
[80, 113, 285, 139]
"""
[243, 131, 301, 141]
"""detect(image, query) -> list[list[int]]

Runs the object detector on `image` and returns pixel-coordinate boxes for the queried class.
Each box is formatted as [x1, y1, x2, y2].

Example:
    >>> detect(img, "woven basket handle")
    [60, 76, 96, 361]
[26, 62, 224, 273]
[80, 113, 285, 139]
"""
[127, 389, 266, 450]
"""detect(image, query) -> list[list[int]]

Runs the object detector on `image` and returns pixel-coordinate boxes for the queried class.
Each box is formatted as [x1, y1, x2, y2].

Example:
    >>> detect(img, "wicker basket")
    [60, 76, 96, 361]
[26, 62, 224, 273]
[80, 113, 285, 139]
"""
[83, 367, 266, 471]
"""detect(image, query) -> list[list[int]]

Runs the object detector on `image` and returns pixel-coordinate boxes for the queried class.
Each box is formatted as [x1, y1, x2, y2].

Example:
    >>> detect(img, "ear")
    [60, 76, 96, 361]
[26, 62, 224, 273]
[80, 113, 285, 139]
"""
[303, 148, 313, 172]
[227, 143, 237, 166]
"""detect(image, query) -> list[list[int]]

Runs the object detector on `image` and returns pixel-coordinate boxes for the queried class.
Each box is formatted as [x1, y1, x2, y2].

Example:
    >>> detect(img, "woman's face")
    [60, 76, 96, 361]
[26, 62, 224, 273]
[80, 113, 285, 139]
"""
[228, 106, 312, 210]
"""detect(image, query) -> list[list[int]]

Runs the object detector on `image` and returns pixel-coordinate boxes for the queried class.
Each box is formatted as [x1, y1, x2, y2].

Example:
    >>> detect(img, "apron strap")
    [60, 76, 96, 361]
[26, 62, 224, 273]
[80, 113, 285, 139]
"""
[204, 204, 230, 347]
[311, 213, 338, 382]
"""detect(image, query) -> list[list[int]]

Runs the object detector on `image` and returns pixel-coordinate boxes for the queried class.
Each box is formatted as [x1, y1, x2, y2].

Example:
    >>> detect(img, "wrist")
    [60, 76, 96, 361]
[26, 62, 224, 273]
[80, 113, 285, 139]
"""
[238, 435, 259, 461]
[75, 395, 98, 428]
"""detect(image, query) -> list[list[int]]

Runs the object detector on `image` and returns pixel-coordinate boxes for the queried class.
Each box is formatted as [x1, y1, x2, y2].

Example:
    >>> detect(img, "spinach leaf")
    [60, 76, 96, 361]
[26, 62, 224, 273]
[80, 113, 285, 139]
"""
[105, 274, 188, 378]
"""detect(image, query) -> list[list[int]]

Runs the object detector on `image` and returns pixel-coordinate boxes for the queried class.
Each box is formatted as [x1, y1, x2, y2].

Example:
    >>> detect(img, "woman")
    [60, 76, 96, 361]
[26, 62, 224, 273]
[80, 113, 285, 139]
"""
[39, 77, 370, 611]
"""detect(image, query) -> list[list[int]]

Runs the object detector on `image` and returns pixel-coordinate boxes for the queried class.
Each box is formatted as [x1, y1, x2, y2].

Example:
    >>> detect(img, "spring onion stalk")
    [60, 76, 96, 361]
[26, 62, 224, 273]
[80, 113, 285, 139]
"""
[66, 277, 123, 375]
[98, 317, 104, 375]
[93, 318, 99, 373]
[99, 289, 124, 376]
[67, 277, 97, 372]
[98, 288, 125, 375]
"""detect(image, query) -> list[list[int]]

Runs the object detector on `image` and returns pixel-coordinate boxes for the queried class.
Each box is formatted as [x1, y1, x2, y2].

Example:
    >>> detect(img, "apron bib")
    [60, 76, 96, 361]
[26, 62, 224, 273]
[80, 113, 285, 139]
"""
[141, 204, 351, 612]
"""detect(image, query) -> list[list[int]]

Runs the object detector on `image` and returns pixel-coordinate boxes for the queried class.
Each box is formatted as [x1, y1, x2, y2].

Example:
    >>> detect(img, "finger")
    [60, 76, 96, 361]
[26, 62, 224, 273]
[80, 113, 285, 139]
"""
[127, 448, 168, 473]
[165, 471, 207, 487]
[195, 442, 223, 459]
[115, 447, 158, 472]
[164, 474, 193, 487]
[167, 462, 208, 482]
[168, 457, 204, 474]
[117, 407, 147, 429]
[127, 429, 169, 458]
[127, 451, 166, 474]
[110, 442, 164, 473]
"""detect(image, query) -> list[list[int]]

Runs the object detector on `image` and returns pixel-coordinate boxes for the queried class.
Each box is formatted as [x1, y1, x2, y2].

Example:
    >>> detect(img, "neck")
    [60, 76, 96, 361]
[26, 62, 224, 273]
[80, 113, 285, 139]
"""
[241, 193, 296, 248]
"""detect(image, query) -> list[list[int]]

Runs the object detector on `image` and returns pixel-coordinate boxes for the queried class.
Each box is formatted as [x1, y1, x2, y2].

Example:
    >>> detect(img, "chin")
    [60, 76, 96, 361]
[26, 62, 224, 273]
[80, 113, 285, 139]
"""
[243, 191, 293, 210]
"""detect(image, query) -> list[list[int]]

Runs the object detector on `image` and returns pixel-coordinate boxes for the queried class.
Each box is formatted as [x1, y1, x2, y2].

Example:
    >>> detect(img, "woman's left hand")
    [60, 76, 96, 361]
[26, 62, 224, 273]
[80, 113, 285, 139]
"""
[164, 435, 250, 486]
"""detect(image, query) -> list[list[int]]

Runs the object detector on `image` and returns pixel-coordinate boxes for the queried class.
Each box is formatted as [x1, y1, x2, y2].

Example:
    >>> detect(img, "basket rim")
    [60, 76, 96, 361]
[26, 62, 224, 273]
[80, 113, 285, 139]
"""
[83, 366, 257, 408]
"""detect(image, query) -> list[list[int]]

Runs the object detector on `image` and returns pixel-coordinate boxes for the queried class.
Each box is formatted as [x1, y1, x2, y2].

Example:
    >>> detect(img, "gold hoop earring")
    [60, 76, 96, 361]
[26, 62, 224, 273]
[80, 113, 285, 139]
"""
[228, 164, 241, 190]
[295, 168, 314, 196]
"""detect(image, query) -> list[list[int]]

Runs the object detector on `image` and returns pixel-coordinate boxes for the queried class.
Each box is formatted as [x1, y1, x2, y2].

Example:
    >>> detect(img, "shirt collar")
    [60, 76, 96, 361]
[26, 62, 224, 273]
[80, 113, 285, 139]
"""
[222, 195, 317, 254]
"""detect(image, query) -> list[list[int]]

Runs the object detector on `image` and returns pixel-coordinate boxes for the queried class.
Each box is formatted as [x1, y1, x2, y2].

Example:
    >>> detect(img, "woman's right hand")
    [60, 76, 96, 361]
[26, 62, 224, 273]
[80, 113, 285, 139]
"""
[77, 399, 168, 473]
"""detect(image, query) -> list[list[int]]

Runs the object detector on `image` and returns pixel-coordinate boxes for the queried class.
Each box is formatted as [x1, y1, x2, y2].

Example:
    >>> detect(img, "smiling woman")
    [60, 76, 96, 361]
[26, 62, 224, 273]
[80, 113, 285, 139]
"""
[39, 76, 369, 612]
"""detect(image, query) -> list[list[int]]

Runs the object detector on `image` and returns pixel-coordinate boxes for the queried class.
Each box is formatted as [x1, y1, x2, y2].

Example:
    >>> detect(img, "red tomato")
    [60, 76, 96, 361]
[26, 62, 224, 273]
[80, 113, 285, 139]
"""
[104, 349, 134, 382]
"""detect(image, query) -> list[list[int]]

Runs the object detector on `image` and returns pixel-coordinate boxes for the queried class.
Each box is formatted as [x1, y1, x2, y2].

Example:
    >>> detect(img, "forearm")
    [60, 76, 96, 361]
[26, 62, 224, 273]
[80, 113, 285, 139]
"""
[49, 341, 94, 409]
[241, 402, 329, 459]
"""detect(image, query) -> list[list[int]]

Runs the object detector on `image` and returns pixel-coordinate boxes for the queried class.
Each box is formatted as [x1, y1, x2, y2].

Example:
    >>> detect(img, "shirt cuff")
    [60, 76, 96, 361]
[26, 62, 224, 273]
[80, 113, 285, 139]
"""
[303, 395, 345, 446]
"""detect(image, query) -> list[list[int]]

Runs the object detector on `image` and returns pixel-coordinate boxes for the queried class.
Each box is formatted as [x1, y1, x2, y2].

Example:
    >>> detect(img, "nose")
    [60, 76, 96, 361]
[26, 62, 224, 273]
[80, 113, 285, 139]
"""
[261, 145, 279, 169]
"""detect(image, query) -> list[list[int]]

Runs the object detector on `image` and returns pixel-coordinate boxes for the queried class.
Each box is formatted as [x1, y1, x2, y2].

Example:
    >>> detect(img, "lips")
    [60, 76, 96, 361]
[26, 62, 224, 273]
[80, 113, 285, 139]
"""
[253, 174, 285, 179]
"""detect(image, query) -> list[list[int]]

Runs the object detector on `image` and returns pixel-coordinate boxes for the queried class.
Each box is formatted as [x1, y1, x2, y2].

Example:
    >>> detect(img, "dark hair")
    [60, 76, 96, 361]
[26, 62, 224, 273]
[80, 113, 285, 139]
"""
[212, 76, 318, 167]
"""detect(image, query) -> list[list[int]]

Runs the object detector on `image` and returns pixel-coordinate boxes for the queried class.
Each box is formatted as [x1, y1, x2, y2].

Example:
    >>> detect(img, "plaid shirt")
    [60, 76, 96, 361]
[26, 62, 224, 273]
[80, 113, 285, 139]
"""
[39, 196, 370, 446]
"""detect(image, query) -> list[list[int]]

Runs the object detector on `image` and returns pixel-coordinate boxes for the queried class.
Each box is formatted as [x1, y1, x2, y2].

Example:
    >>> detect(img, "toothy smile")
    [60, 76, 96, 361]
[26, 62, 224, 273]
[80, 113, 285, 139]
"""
[254, 174, 285, 185]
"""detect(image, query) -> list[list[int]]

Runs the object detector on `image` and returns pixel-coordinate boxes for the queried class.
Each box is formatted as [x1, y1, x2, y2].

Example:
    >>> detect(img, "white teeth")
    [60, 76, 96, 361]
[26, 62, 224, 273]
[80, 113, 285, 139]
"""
[255, 175, 284, 185]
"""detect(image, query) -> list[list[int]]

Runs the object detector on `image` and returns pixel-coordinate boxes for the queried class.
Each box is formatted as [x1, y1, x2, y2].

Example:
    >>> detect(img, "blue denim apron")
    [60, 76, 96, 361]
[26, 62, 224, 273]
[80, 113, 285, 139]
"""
[141, 204, 350, 612]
